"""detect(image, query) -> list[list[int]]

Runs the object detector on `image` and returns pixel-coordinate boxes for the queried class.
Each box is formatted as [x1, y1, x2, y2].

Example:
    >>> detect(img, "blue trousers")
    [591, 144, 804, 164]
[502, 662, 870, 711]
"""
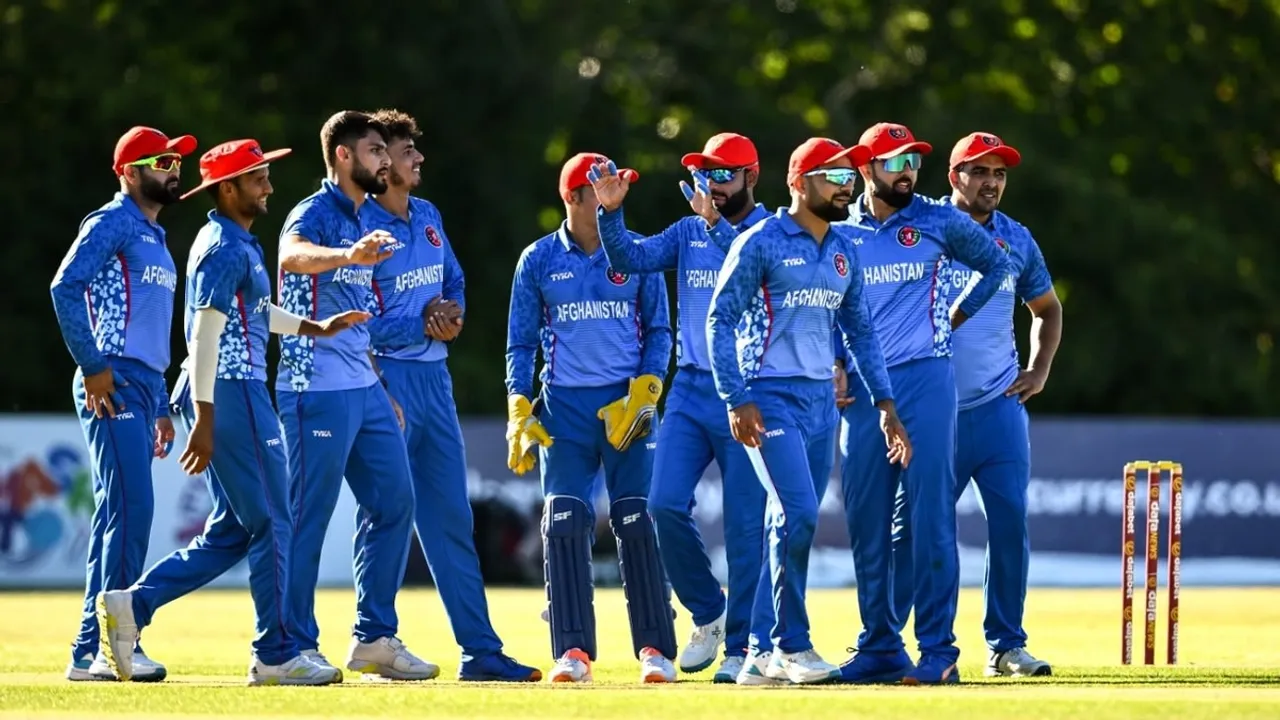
[892, 392, 1032, 653]
[648, 368, 763, 658]
[378, 358, 503, 658]
[841, 357, 959, 662]
[69, 357, 164, 661]
[741, 378, 837, 655]
[278, 383, 415, 650]
[130, 376, 297, 665]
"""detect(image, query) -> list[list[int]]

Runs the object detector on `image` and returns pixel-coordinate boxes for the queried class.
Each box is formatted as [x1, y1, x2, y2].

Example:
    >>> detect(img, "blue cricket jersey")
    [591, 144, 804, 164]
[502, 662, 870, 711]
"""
[50, 192, 178, 409]
[707, 209, 893, 410]
[944, 199, 1055, 411]
[505, 222, 673, 398]
[597, 203, 770, 373]
[184, 211, 273, 383]
[835, 194, 1012, 368]
[276, 180, 378, 393]
[362, 195, 465, 362]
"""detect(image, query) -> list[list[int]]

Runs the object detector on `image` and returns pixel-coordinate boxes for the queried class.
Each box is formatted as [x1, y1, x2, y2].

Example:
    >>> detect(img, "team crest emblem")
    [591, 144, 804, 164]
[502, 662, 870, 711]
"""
[994, 238, 1010, 254]
[887, 126, 908, 139]
[833, 252, 849, 277]
[425, 226, 442, 247]
[249, 145, 264, 158]
[897, 226, 920, 248]
[606, 266, 630, 286]
[980, 134, 1001, 147]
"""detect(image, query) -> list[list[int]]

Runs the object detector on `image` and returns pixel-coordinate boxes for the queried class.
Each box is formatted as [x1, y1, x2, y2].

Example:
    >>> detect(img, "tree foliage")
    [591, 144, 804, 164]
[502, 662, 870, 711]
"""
[3, 0, 1277, 415]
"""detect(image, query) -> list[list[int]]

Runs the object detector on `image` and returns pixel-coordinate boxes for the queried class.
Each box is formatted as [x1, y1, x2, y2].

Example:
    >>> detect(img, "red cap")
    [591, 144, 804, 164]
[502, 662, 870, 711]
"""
[113, 126, 198, 176]
[858, 122, 933, 160]
[180, 139, 292, 201]
[787, 138, 871, 183]
[680, 133, 759, 169]
[559, 152, 639, 201]
[949, 132, 1022, 169]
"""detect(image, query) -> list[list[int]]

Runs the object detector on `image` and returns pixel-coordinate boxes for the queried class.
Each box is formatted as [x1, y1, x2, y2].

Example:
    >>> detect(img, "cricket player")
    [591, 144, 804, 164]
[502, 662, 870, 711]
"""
[51, 126, 195, 682]
[360, 108, 540, 682]
[889, 132, 1062, 678]
[706, 137, 911, 685]
[835, 123, 1013, 686]
[275, 111, 433, 682]
[96, 139, 368, 685]
[589, 133, 772, 683]
[505, 152, 678, 684]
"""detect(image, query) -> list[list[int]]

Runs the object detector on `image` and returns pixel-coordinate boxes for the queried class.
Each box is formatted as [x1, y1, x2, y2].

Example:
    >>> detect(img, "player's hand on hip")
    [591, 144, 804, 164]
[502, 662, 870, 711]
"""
[314, 310, 372, 337]
[506, 394, 552, 475]
[833, 363, 855, 409]
[82, 367, 126, 419]
[424, 296, 464, 341]
[180, 413, 214, 475]
[877, 401, 912, 467]
[597, 374, 663, 451]
[728, 402, 766, 448]
[586, 160, 632, 212]
[345, 230, 396, 265]
[154, 416, 175, 458]
[1005, 367, 1048, 404]
[680, 171, 721, 227]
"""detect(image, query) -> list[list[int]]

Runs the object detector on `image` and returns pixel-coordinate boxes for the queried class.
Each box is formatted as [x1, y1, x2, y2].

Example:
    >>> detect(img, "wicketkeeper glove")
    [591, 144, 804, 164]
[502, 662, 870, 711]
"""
[596, 374, 663, 452]
[506, 394, 552, 476]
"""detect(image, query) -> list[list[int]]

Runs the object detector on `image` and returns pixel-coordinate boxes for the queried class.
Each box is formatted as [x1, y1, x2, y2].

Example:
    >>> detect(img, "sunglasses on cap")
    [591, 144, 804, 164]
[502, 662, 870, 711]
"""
[694, 167, 745, 184]
[127, 153, 182, 173]
[880, 153, 922, 173]
[804, 167, 857, 186]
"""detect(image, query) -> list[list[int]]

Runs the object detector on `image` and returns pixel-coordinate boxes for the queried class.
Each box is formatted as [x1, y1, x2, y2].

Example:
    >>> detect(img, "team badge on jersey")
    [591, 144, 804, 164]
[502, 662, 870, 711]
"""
[606, 266, 630, 286]
[833, 252, 849, 277]
[995, 237, 1011, 254]
[897, 226, 920, 248]
[425, 225, 442, 247]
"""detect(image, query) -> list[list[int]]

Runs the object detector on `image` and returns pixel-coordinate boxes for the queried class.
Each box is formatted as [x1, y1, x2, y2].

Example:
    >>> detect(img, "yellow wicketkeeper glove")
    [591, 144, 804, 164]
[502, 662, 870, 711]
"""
[596, 374, 663, 452]
[506, 394, 552, 476]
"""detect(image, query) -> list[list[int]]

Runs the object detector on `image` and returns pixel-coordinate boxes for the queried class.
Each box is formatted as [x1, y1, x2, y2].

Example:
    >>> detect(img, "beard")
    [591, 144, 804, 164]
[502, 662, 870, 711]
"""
[808, 192, 852, 222]
[352, 159, 388, 194]
[389, 164, 421, 190]
[714, 184, 751, 218]
[871, 175, 914, 209]
[140, 173, 181, 205]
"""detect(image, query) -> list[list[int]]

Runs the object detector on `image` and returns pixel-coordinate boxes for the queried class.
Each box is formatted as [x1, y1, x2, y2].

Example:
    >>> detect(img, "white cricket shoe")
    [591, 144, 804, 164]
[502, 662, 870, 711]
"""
[678, 608, 725, 673]
[736, 649, 789, 686]
[986, 647, 1052, 677]
[301, 649, 343, 683]
[548, 648, 592, 683]
[67, 649, 168, 682]
[346, 636, 439, 681]
[95, 590, 138, 681]
[765, 648, 840, 685]
[639, 646, 676, 683]
[247, 654, 342, 686]
[713, 654, 744, 684]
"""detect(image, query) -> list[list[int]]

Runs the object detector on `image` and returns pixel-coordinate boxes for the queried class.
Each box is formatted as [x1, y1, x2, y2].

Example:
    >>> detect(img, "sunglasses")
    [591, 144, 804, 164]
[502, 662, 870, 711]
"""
[880, 153, 922, 173]
[804, 168, 857, 186]
[127, 154, 182, 173]
[694, 167, 746, 184]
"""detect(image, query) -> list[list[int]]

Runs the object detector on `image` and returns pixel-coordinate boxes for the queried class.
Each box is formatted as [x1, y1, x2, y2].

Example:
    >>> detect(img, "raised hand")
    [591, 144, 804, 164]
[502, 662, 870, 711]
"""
[345, 230, 396, 265]
[680, 171, 721, 227]
[586, 160, 632, 212]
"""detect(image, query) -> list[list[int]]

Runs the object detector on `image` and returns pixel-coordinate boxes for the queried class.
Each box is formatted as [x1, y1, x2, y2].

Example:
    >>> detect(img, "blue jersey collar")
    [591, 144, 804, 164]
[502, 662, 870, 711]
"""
[114, 191, 165, 233]
[732, 203, 771, 233]
[321, 178, 360, 219]
[940, 194, 999, 231]
[207, 209, 258, 245]
[556, 220, 601, 257]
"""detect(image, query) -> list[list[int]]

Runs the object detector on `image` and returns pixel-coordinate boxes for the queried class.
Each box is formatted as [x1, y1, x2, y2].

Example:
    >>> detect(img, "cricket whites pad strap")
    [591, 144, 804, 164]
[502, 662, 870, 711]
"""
[542, 495, 597, 661]
[189, 308, 228, 404]
[610, 497, 677, 659]
[268, 303, 305, 335]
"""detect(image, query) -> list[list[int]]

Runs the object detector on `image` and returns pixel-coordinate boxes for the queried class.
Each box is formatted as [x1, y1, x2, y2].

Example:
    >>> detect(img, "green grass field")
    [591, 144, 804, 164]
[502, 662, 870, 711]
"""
[1, 587, 1277, 718]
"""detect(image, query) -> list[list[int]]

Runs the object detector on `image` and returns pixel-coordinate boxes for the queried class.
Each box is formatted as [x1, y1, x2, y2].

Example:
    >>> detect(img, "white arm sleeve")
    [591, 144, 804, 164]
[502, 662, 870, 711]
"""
[190, 308, 228, 404]
[268, 304, 305, 335]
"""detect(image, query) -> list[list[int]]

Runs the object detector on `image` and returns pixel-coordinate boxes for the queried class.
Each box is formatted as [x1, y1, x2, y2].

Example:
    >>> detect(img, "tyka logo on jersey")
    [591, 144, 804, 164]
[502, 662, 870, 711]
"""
[425, 225, 442, 248]
[897, 226, 921, 248]
[833, 252, 849, 277]
[605, 266, 630, 286]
